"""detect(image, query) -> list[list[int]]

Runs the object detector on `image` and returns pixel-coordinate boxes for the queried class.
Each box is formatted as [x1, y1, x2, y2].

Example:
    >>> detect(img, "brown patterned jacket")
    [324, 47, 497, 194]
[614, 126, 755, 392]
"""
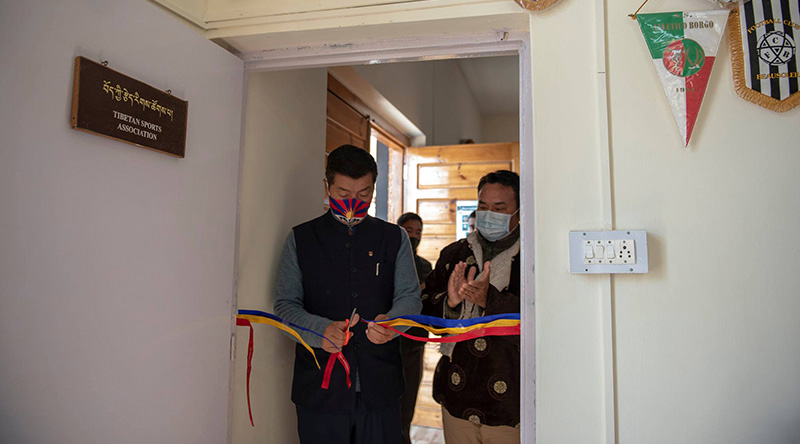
[420, 230, 521, 428]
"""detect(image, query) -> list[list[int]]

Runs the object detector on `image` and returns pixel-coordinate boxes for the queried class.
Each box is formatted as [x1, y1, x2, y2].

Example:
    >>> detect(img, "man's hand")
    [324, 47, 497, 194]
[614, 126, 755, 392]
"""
[322, 320, 348, 353]
[322, 313, 361, 352]
[447, 262, 468, 308]
[366, 314, 394, 344]
[460, 261, 491, 308]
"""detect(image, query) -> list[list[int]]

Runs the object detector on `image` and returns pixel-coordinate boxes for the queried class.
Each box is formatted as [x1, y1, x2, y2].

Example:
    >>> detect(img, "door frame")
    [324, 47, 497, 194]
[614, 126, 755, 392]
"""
[241, 22, 537, 442]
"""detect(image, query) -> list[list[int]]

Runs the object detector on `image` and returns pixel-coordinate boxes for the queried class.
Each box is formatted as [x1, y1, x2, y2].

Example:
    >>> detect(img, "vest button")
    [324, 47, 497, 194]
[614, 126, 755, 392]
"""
[354, 343, 359, 351]
[352, 292, 358, 298]
[346, 243, 352, 248]
[351, 268, 357, 273]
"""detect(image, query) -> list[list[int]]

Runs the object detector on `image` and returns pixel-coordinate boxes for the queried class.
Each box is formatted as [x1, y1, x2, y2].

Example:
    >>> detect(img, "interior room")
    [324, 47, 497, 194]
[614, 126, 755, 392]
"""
[2, 1, 799, 444]
[237, 56, 521, 443]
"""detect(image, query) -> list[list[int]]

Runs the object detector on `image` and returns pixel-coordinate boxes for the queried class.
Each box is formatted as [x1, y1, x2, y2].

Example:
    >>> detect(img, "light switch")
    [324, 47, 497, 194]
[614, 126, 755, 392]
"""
[594, 244, 605, 259]
[584, 245, 594, 259]
[606, 245, 615, 259]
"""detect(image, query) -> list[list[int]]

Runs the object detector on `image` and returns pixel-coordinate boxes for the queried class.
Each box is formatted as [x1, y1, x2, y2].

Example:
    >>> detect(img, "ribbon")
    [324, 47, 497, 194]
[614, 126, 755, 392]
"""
[383, 324, 520, 343]
[321, 351, 352, 390]
[367, 313, 521, 339]
[234, 310, 520, 426]
[234, 310, 338, 427]
[321, 318, 352, 390]
[236, 317, 255, 427]
[378, 318, 520, 335]
[379, 312, 520, 327]
[238, 309, 346, 369]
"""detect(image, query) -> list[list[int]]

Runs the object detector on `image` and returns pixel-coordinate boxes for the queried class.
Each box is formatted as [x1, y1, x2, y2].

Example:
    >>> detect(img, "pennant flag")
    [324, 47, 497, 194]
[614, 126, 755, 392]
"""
[729, 0, 800, 112]
[637, 10, 731, 146]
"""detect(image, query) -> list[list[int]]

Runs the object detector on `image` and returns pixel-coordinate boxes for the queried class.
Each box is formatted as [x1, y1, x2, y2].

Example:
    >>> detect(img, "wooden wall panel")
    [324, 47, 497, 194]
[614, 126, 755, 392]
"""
[326, 122, 365, 153]
[422, 223, 455, 237]
[418, 161, 512, 189]
[417, 199, 456, 224]
[326, 81, 369, 153]
[327, 92, 368, 139]
[406, 142, 519, 265]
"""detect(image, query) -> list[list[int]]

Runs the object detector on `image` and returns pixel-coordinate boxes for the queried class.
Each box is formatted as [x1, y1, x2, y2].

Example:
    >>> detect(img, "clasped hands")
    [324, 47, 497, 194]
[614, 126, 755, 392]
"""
[322, 313, 394, 353]
[446, 261, 491, 309]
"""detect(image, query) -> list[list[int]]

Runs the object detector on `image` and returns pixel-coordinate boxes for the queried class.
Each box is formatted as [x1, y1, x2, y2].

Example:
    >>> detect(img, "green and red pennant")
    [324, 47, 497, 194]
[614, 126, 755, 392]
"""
[637, 10, 731, 146]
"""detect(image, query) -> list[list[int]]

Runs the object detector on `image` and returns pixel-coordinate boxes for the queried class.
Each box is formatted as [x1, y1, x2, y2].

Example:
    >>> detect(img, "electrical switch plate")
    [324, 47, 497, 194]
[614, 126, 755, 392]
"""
[585, 239, 634, 265]
[569, 230, 648, 274]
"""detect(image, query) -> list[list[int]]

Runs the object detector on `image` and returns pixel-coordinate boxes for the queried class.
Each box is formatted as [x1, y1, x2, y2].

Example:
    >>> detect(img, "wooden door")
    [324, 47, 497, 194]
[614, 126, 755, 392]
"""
[405, 142, 519, 265]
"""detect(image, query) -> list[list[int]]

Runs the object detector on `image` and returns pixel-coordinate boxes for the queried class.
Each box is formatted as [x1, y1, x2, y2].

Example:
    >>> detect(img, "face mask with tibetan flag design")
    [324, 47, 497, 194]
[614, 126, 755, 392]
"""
[636, 10, 730, 146]
[329, 197, 370, 226]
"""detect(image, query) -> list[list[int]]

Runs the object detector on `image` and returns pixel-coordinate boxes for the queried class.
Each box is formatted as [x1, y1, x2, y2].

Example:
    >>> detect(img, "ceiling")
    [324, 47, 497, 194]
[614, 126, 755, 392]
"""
[457, 55, 519, 116]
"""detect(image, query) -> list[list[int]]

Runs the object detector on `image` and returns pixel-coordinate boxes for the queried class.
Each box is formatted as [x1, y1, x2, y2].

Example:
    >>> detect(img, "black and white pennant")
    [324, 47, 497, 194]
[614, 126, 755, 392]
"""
[731, 0, 800, 111]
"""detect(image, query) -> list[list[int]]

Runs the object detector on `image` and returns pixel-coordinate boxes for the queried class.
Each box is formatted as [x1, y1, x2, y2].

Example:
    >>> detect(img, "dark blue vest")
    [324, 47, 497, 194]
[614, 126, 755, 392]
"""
[291, 212, 404, 411]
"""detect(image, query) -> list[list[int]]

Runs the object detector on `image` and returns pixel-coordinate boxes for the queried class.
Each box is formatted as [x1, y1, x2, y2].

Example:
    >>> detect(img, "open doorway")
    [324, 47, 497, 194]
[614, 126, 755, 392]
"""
[324, 56, 520, 443]
[233, 31, 534, 444]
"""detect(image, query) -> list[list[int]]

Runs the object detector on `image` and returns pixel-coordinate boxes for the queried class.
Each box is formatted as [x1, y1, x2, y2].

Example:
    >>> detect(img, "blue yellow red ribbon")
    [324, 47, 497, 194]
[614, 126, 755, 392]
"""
[237, 309, 342, 368]
[379, 313, 520, 327]
[235, 309, 336, 426]
[366, 313, 521, 342]
[235, 310, 520, 426]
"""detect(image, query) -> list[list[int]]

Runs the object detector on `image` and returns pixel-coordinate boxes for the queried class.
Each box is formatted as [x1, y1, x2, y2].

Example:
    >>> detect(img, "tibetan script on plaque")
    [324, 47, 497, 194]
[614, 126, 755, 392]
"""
[71, 57, 188, 158]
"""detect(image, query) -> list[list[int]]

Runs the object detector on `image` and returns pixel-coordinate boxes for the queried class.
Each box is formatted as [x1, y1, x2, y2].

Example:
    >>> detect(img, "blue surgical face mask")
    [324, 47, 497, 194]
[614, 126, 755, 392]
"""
[476, 209, 518, 241]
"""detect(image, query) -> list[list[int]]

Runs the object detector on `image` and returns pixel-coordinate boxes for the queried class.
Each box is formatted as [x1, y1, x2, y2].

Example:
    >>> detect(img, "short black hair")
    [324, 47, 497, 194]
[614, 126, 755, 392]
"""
[397, 212, 423, 228]
[325, 145, 378, 185]
[469, 210, 476, 219]
[478, 170, 520, 208]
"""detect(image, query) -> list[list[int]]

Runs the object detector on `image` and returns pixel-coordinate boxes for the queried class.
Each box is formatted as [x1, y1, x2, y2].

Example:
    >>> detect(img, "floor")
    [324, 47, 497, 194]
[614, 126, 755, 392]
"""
[410, 343, 445, 444]
[410, 425, 445, 444]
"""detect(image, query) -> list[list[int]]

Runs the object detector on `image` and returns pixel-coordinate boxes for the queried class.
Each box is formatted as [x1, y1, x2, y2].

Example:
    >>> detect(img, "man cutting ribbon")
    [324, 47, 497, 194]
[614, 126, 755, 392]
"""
[274, 145, 422, 444]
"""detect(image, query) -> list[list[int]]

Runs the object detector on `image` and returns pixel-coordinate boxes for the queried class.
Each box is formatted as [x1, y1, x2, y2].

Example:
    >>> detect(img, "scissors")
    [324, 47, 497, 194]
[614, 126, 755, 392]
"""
[344, 308, 357, 346]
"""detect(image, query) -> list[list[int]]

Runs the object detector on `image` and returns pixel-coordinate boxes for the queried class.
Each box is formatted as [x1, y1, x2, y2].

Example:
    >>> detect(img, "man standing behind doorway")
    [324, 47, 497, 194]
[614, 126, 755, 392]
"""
[421, 170, 521, 444]
[274, 145, 422, 444]
[396, 212, 432, 444]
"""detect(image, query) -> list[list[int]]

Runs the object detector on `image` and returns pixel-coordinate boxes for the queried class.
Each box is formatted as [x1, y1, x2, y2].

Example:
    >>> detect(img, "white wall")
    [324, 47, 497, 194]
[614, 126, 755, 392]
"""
[432, 60, 483, 145]
[0, 1, 243, 443]
[353, 59, 482, 145]
[531, 0, 800, 441]
[529, 3, 608, 442]
[232, 69, 327, 444]
[482, 112, 520, 143]
[606, 1, 800, 443]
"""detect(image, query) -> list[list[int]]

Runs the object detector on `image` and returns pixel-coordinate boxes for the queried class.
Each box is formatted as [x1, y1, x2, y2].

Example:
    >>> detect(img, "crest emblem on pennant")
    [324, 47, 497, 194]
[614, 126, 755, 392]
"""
[729, 0, 800, 112]
[637, 10, 730, 146]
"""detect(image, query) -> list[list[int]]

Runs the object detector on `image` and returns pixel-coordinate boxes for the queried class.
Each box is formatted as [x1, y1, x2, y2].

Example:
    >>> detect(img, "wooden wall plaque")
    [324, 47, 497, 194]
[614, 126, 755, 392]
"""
[71, 57, 188, 158]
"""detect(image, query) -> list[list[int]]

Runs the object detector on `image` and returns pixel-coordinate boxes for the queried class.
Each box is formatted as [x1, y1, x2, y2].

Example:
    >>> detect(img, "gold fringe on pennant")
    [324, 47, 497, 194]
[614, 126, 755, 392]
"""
[515, 0, 562, 11]
[728, 8, 800, 112]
